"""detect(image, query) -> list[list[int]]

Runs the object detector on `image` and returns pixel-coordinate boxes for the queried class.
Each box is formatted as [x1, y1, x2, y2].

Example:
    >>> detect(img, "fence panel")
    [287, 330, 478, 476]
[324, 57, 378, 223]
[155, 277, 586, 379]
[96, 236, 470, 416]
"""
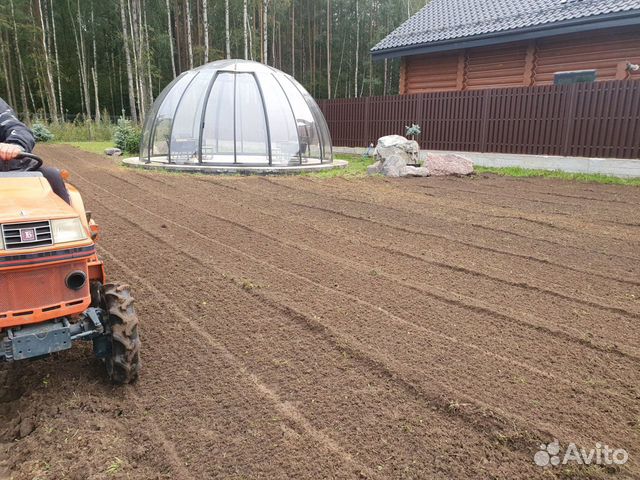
[317, 80, 640, 159]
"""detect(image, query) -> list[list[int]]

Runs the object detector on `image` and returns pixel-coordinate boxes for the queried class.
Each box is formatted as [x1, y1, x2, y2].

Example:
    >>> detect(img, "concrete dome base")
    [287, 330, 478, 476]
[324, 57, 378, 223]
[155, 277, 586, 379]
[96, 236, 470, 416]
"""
[123, 157, 348, 175]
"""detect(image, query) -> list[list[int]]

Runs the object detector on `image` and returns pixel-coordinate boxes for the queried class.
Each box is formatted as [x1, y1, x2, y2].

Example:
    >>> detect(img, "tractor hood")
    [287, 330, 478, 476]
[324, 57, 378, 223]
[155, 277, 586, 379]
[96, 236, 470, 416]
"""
[0, 173, 75, 223]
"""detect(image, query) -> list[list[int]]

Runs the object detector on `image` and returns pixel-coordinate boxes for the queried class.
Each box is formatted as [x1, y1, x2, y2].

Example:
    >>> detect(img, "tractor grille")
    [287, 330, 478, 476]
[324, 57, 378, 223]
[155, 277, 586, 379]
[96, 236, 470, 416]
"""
[0, 260, 89, 315]
[1, 221, 53, 250]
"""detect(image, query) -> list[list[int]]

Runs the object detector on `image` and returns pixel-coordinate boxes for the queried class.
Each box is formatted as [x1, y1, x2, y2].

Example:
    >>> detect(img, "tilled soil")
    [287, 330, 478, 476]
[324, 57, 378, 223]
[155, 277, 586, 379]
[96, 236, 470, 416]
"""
[1, 144, 639, 479]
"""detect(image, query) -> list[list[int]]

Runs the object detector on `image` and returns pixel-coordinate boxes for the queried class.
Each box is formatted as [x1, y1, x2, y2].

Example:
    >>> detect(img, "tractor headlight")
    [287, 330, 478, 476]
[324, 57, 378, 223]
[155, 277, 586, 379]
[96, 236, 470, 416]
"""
[51, 218, 87, 244]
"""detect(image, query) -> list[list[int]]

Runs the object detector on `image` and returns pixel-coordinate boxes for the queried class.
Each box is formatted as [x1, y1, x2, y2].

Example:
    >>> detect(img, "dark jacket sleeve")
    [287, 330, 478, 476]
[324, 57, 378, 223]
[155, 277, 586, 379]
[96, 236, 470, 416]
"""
[0, 97, 35, 153]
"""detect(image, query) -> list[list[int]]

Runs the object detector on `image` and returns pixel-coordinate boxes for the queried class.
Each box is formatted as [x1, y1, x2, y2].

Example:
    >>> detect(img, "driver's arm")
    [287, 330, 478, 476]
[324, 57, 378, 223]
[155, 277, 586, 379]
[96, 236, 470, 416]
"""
[0, 97, 35, 161]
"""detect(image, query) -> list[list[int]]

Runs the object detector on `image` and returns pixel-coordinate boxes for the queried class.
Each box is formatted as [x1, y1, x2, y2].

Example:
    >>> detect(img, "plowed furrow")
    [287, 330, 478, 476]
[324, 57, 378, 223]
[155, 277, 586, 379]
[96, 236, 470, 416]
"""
[99, 246, 377, 479]
[402, 181, 640, 225]
[125, 169, 640, 311]
[309, 177, 640, 250]
[65, 159, 640, 362]
[19, 144, 637, 479]
[219, 180, 640, 287]
[429, 174, 640, 205]
[107, 168, 640, 346]
[256, 177, 640, 263]
[201, 175, 640, 282]
[56, 156, 640, 456]
[93, 203, 544, 479]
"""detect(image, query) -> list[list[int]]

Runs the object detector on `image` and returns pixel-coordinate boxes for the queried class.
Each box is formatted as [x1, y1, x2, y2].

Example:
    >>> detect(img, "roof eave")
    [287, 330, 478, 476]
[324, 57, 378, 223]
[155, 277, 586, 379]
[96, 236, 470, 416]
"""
[371, 10, 640, 61]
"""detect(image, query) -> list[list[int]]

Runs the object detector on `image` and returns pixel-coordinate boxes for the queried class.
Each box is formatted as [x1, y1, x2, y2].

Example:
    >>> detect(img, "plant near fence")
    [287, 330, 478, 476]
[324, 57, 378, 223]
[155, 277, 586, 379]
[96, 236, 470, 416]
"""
[405, 123, 421, 141]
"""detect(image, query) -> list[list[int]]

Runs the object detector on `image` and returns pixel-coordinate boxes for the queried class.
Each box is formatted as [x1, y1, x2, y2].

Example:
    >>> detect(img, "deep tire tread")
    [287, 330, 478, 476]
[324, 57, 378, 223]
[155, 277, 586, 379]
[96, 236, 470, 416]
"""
[104, 283, 141, 384]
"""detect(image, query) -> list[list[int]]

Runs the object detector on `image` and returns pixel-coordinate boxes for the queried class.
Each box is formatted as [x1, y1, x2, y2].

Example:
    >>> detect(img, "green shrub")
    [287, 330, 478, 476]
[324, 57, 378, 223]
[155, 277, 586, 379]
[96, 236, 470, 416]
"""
[34, 113, 115, 142]
[113, 117, 142, 154]
[32, 123, 55, 142]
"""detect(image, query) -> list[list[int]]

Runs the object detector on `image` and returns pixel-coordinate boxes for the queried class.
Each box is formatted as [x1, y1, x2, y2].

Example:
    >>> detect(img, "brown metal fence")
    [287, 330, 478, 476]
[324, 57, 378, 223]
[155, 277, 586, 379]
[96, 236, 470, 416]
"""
[318, 80, 640, 159]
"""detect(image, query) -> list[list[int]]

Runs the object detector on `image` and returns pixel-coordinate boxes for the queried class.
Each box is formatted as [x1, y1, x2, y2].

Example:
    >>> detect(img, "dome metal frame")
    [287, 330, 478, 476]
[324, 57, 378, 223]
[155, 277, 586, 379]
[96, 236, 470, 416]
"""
[140, 60, 333, 168]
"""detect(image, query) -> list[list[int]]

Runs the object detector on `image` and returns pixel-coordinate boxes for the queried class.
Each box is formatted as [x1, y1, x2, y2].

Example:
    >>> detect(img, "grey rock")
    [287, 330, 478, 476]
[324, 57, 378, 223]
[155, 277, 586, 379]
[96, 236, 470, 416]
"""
[367, 161, 382, 175]
[375, 135, 420, 166]
[104, 148, 123, 156]
[376, 134, 410, 148]
[402, 165, 430, 177]
[380, 154, 407, 177]
[372, 135, 428, 177]
[425, 153, 474, 176]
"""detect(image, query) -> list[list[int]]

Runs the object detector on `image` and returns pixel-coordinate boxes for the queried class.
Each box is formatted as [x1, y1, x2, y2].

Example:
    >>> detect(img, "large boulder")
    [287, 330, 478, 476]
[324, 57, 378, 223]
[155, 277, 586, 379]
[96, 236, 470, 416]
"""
[375, 135, 420, 165]
[369, 135, 428, 177]
[424, 153, 474, 176]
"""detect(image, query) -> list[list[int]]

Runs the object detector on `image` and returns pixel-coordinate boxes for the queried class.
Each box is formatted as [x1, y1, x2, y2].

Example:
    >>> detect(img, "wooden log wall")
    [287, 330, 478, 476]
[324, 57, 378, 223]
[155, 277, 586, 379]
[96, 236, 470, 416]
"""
[400, 26, 640, 94]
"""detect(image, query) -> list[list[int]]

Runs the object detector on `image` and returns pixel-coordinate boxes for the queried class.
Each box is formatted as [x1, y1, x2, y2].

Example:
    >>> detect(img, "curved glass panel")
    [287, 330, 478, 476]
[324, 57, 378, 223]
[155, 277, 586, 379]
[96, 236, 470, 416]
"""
[170, 70, 215, 164]
[202, 72, 235, 163]
[141, 78, 176, 162]
[140, 126, 152, 162]
[256, 72, 301, 165]
[308, 98, 333, 162]
[286, 76, 333, 163]
[235, 74, 269, 164]
[140, 116, 153, 162]
[295, 84, 331, 162]
[140, 60, 333, 166]
[276, 76, 322, 165]
[151, 72, 198, 162]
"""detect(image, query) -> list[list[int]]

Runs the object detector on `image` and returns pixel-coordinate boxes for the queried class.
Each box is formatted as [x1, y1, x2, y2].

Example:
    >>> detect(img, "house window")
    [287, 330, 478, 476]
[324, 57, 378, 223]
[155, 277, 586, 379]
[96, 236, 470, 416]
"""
[554, 70, 597, 85]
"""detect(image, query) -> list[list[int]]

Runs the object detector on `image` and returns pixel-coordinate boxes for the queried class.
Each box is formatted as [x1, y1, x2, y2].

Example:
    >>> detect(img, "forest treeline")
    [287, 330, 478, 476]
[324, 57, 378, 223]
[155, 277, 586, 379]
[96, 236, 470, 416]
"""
[0, 0, 425, 124]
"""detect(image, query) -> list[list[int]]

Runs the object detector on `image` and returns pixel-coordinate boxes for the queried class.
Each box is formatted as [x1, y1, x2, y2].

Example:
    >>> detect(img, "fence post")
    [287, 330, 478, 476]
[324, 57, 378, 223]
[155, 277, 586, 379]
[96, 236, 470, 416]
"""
[364, 97, 371, 146]
[479, 89, 491, 152]
[561, 83, 579, 157]
[416, 95, 425, 148]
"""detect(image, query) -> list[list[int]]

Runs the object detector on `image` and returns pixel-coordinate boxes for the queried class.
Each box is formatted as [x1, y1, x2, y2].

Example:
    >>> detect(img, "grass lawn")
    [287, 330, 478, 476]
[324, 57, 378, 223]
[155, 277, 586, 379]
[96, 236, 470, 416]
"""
[327, 156, 640, 184]
[56, 143, 375, 178]
[475, 165, 640, 186]
[58, 141, 114, 156]
[53, 141, 640, 185]
[305, 154, 375, 178]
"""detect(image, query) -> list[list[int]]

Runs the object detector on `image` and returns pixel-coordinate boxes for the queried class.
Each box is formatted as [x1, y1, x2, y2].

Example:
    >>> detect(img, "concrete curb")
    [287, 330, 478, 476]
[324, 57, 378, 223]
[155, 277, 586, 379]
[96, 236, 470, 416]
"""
[469, 153, 640, 178]
[122, 158, 349, 175]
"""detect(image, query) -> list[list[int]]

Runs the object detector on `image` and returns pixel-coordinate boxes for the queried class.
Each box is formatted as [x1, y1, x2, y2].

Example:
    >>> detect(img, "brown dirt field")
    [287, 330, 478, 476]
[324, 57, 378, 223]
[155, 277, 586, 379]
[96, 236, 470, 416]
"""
[1, 144, 639, 479]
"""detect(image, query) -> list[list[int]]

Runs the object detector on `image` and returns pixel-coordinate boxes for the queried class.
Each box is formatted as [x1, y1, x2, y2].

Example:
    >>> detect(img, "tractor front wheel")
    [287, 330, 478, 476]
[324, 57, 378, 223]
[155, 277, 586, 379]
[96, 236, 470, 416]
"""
[103, 283, 141, 384]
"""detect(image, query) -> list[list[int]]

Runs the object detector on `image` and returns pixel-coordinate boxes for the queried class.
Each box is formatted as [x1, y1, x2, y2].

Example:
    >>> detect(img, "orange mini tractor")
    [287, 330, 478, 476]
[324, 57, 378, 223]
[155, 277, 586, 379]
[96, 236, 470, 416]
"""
[0, 152, 140, 383]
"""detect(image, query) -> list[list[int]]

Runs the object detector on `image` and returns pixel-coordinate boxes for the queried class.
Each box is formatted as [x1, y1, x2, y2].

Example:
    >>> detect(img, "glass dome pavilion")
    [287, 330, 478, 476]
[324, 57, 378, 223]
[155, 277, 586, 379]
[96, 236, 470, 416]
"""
[140, 60, 333, 166]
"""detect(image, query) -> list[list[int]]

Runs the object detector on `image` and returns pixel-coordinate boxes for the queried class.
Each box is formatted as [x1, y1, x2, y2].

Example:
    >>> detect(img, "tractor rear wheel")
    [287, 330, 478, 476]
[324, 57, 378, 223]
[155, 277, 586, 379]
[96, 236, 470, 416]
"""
[103, 283, 141, 384]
